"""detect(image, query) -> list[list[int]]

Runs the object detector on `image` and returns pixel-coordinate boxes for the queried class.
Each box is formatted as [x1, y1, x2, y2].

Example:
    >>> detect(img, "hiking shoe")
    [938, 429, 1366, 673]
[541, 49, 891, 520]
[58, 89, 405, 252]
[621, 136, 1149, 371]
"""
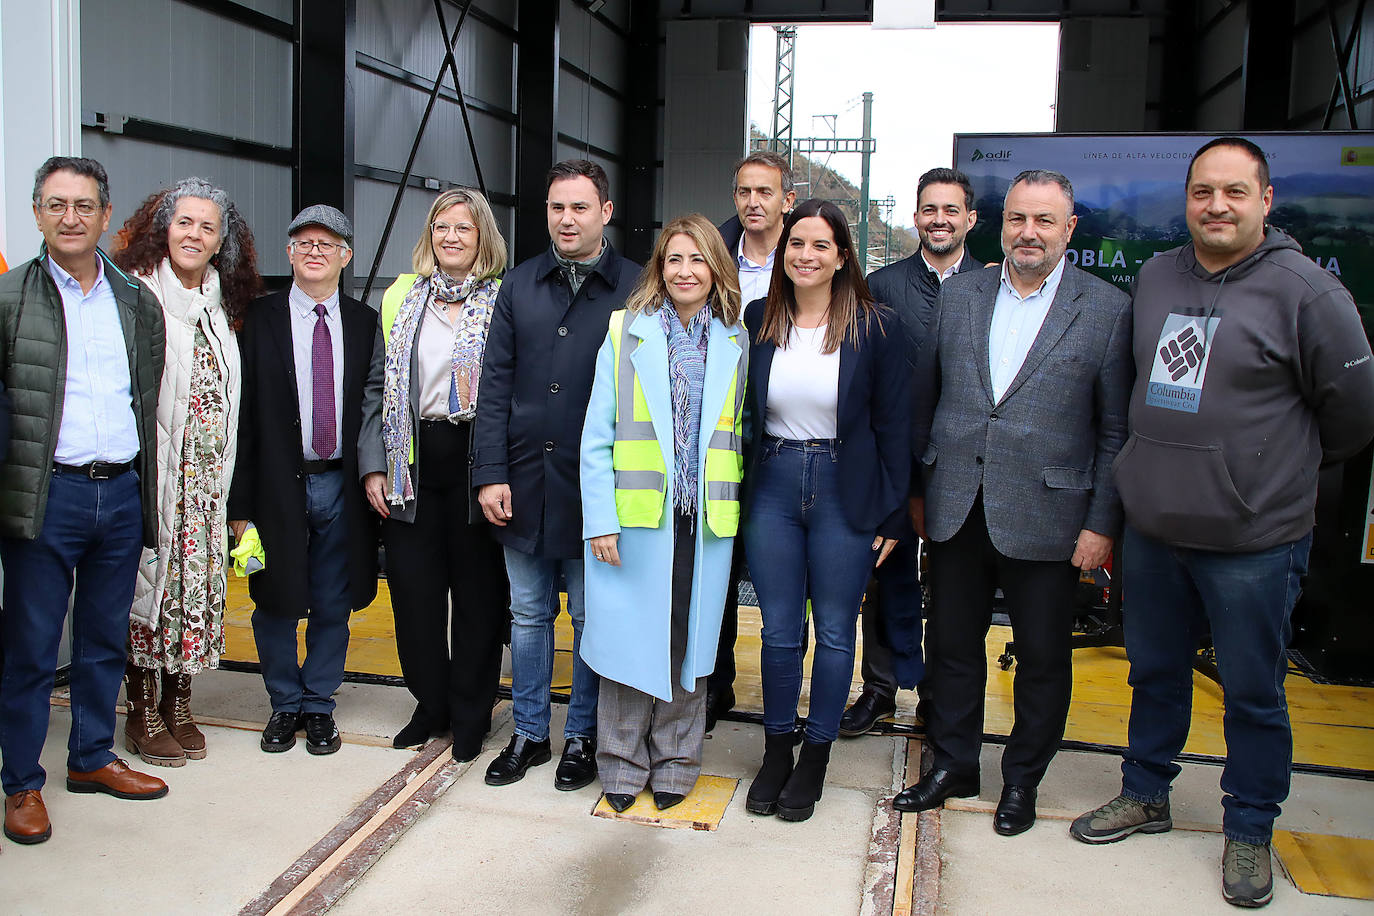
[1222, 839, 1273, 908]
[1069, 793, 1172, 844]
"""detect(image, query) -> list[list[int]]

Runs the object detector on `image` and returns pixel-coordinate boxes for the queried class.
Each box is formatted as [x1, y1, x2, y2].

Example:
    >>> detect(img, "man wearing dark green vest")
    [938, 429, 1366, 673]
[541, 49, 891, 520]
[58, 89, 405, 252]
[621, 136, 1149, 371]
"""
[0, 157, 168, 847]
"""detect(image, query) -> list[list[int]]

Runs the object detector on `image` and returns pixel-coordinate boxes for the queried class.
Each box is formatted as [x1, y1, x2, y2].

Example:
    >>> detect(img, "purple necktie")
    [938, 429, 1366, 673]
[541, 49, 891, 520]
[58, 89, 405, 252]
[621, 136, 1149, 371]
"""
[311, 302, 336, 459]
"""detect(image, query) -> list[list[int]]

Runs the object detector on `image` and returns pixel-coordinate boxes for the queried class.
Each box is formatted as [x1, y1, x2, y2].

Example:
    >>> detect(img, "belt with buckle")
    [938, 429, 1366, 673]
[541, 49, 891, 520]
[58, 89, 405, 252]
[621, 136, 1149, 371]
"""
[54, 460, 134, 480]
[302, 458, 344, 475]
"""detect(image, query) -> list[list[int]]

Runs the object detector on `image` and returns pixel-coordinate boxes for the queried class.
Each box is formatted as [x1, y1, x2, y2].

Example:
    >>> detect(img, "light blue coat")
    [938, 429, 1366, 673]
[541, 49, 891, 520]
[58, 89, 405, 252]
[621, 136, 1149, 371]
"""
[579, 308, 744, 702]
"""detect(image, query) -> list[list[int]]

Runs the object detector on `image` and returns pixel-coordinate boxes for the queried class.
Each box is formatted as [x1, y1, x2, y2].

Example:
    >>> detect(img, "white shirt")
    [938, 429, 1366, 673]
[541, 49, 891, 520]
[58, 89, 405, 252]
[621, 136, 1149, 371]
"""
[288, 283, 345, 460]
[764, 324, 840, 439]
[921, 251, 964, 283]
[988, 257, 1066, 403]
[47, 256, 140, 464]
[737, 234, 776, 305]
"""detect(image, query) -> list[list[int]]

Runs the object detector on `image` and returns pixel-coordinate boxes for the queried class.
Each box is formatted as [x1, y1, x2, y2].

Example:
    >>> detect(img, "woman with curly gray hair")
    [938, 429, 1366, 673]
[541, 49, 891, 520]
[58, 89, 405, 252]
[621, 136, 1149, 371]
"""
[112, 177, 261, 766]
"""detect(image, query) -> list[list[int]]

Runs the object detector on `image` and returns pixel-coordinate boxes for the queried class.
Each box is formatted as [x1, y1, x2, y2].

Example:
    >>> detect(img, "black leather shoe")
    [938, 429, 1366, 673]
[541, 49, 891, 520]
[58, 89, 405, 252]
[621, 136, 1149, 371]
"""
[892, 768, 979, 813]
[605, 793, 637, 812]
[705, 687, 735, 732]
[392, 713, 435, 749]
[654, 791, 686, 811]
[260, 711, 300, 753]
[993, 785, 1037, 836]
[303, 713, 342, 755]
[554, 737, 597, 791]
[838, 691, 897, 738]
[484, 736, 552, 786]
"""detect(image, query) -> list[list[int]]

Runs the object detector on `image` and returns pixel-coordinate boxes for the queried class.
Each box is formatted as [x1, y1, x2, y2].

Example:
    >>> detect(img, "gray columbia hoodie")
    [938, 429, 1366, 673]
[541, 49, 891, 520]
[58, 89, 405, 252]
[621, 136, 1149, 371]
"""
[1113, 227, 1374, 552]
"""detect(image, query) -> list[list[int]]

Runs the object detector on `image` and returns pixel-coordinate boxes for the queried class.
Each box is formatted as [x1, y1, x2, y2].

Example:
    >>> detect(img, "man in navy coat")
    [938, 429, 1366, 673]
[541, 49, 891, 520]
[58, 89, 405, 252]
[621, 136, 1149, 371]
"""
[474, 160, 639, 791]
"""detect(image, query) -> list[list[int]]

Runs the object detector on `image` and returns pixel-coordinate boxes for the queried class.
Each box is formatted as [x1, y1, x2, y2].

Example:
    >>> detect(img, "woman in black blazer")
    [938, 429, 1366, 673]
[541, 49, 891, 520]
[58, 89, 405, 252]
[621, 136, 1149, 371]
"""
[741, 198, 911, 822]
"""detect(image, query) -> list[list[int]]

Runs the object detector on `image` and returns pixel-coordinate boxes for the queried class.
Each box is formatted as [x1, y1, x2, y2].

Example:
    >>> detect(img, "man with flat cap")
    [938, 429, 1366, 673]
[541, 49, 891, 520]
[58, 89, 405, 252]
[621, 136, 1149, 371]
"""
[229, 205, 379, 755]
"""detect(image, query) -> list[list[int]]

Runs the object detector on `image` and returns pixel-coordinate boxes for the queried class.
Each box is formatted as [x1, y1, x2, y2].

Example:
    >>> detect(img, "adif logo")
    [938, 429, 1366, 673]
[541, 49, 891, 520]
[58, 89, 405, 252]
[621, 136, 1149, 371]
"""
[1145, 314, 1220, 413]
[970, 149, 1012, 162]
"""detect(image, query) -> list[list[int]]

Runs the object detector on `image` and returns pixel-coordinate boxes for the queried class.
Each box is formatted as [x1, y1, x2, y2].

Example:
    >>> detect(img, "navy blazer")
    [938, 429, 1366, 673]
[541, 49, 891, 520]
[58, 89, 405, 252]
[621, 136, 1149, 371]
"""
[471, 243, 641, 558]
[741, 298, 912, 539]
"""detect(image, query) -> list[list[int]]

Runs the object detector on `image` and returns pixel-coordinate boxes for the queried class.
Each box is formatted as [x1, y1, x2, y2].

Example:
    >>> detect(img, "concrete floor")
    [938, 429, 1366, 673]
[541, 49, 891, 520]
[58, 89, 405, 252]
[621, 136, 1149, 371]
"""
[2, 669, 1371, 915]
[938, 745, 1374, 915]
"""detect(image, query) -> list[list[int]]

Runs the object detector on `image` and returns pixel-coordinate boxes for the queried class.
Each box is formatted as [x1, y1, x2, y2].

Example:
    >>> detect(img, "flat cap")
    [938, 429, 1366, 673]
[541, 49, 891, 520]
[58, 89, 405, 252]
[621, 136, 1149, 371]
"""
[287, 204, 353, 244]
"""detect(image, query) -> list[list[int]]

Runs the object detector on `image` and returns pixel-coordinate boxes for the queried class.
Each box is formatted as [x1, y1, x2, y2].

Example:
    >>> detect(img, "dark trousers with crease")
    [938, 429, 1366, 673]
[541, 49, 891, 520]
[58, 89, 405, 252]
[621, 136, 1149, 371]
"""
[383, 419, 507, 759]
[924, 495, 1077, 788]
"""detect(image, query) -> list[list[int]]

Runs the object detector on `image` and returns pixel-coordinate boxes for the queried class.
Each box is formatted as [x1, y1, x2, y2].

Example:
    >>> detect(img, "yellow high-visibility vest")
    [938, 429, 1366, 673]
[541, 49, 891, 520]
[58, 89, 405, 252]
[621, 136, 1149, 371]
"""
[607, 308, 747, 537]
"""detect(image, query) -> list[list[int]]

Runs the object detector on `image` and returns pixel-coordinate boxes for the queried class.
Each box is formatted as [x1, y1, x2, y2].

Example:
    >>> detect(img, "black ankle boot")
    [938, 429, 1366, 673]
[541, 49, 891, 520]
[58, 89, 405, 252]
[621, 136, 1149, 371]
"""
[776, 739, 831, 822]
[746, 732, 797, 815]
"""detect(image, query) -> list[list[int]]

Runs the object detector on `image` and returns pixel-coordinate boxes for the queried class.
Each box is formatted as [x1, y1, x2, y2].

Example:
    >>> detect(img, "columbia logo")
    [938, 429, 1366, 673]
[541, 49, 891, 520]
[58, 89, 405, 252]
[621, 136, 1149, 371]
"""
[1160, 326, 1205, 381]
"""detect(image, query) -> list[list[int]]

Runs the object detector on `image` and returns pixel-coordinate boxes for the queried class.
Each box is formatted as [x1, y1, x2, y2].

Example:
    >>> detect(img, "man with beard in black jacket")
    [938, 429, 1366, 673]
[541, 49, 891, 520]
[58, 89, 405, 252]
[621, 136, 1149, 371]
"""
[839, 168, 982, 737]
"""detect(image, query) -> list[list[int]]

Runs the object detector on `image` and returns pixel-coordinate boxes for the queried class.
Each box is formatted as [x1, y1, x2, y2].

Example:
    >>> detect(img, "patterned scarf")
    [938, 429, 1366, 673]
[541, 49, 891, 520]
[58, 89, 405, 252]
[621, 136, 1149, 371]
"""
[381, 269, 499, 504]
[659, 300, 710, 517]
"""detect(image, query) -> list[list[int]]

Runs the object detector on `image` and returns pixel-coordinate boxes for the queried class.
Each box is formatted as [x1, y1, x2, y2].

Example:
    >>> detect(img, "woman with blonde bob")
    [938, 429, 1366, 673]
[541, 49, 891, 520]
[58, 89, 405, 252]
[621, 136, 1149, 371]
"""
[579, 213, 748, 813]
[360, 187, 509, 760]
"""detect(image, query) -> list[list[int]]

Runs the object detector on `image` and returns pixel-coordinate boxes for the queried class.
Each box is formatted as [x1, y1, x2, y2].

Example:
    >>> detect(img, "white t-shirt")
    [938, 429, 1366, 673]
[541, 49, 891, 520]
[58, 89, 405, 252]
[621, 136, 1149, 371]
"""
[764, 323, 840, 439]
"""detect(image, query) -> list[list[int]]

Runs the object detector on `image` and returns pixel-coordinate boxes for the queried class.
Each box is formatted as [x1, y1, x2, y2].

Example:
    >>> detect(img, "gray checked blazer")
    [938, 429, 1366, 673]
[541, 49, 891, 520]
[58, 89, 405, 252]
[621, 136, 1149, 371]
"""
[912, 261, 1133, 562]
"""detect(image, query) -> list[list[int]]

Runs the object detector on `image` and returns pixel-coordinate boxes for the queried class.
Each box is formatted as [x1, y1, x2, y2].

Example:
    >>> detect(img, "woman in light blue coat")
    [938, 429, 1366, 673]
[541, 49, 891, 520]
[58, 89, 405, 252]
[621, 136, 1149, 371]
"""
[580, 213, 747, 813]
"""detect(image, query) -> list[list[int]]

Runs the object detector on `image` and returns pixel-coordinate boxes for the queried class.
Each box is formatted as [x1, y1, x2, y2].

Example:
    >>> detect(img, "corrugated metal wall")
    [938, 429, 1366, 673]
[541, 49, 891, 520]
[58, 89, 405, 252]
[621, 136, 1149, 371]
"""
[80, 0, 293, 277]
[555, 0, 633, 250]
[79, 0, 643, 298]
[351, 0, 518, 297]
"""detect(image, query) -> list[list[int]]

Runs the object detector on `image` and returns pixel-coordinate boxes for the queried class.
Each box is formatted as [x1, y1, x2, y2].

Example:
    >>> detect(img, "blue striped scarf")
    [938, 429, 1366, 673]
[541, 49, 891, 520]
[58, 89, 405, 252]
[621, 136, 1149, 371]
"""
[659, 301, 710, 517]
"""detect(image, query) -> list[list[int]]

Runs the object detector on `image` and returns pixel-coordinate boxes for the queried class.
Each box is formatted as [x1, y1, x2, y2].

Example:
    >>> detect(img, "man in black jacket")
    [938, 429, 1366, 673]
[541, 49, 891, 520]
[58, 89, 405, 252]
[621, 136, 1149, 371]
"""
[474, 160, 639, 791]
[840, 168, 981, 736]
[1, 157, 168, 846]
[228, 206, 379, 758]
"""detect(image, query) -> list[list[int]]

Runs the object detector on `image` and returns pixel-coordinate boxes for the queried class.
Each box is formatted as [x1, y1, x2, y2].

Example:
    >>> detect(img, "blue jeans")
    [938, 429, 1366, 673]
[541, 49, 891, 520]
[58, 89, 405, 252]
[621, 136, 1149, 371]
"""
[1120, 526, 1312, 844]
[251, 470, 352, 715]
[504, 547, 597, 742]
[743, 437, 877, 743]
[0, 469, 144, 793]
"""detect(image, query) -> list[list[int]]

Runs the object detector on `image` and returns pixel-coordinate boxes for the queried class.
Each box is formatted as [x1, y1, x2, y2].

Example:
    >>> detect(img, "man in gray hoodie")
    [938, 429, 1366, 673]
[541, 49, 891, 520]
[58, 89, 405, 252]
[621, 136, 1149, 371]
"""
[1069, 137, 1374, 909]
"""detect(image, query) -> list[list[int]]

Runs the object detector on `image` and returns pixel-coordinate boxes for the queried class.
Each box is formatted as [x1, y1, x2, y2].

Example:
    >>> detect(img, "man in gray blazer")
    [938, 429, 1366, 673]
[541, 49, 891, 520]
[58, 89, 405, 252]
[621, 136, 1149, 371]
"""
[893, 169, 1132, 837]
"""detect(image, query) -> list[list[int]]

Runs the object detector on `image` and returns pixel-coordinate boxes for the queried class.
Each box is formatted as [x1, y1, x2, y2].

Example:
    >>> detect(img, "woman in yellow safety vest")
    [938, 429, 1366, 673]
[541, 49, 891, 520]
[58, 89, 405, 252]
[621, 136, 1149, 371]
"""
[359, 188, 509, 760]
[579, 213, 746, 813]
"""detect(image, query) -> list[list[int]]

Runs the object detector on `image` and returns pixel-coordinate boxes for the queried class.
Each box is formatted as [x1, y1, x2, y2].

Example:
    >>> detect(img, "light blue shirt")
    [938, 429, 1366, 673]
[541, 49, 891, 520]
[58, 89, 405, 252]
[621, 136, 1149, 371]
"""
[47, 255, 140, 464]
[988, 256, 1066, 403]
[288, 283, 344, 461]
[737, 235, 776, 305]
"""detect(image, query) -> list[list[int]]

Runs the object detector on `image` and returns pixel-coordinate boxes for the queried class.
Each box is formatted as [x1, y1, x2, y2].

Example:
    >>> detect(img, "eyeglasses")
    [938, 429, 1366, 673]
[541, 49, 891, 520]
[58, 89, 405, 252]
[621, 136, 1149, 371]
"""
[289, 239, 346, 255]
[40, 198, 100, 218]
[431, 221, 477, 237]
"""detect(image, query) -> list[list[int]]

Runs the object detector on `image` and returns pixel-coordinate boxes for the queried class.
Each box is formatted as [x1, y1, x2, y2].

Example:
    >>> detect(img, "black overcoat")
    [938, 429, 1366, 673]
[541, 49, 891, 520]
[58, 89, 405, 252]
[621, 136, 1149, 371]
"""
[227, 287, 379, 619]
[471, 243, 641, 558]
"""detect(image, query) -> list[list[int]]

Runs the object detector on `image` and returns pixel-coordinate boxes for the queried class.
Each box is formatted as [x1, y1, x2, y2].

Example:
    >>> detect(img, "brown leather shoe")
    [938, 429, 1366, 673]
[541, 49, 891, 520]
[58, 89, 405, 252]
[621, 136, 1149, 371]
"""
[4, 790, 52, 844]
[66, 759, 169, 800]
[159, 671, 206, 760]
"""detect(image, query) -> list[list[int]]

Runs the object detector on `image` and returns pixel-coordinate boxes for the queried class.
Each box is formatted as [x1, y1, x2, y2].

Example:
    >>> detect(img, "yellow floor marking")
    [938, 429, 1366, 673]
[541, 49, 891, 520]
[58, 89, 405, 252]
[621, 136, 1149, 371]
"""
[223, 580, 1374, 772]
[591, 774, 739, 830]
[1273, 830, 1374, 900]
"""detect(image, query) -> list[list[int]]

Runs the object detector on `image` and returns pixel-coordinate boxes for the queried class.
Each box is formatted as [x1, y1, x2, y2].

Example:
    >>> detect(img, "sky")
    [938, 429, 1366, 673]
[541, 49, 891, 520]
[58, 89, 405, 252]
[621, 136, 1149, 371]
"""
[747, 22, 1061, 226]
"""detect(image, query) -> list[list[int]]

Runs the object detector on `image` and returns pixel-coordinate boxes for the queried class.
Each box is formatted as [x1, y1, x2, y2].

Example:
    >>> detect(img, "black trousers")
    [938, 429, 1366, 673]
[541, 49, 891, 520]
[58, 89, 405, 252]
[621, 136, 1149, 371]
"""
[383, 419, 508, 759]
[707, 540, 747, 694]
[924, 495, 1077, 787]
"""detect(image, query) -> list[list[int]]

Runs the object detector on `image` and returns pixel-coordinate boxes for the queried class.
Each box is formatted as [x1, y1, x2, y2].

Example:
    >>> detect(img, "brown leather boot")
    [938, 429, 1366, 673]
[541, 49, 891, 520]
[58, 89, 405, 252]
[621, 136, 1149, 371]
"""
[124, 663, 186, 768]
[159, 671, 206, 760]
